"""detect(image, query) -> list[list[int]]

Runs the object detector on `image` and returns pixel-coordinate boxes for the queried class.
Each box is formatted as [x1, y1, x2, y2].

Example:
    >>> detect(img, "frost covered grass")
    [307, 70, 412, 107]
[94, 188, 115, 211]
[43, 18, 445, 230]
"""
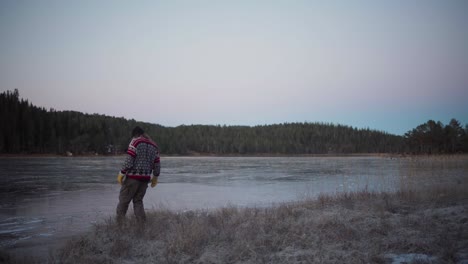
[43, 181, 468, 264]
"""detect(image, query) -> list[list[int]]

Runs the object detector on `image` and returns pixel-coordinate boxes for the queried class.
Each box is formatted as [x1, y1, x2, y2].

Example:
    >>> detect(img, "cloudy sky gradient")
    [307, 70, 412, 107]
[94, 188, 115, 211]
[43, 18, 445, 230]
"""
[1, 0, 467, 135]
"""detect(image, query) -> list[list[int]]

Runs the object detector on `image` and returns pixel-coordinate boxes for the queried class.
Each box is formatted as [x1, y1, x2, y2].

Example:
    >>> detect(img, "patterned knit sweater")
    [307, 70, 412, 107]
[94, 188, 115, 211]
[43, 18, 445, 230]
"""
[121, 135, 160, 181]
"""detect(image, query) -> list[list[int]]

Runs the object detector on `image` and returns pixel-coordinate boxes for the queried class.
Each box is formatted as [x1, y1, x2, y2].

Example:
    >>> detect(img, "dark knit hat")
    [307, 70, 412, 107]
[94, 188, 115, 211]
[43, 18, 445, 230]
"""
[132, 126, 144, 137]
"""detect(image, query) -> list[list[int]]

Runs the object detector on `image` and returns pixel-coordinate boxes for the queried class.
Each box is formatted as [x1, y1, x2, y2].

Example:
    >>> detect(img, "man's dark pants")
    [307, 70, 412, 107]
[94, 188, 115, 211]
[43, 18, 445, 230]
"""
[116, 177, 148, 222]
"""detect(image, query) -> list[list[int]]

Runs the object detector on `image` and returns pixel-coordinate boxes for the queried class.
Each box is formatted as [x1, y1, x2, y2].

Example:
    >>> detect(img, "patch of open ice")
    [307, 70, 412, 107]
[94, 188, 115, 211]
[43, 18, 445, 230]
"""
[0, 226, 34, 235]
[385, 253, 437, 264]
[38, 233, 53, 237]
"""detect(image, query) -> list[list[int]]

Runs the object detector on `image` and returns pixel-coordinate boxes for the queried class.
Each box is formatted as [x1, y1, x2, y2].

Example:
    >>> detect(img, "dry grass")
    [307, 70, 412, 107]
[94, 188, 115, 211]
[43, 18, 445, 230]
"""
[43, 182, 468, 264]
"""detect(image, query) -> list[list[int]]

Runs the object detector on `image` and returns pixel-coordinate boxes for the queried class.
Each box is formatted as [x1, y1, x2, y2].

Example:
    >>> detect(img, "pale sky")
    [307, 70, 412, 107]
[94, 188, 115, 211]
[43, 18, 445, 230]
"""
[1, 0, 467, 135]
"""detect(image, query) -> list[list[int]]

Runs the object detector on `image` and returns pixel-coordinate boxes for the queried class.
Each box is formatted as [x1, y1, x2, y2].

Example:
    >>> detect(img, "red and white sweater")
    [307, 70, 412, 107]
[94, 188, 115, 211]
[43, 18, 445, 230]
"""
[121, 135, 160, 181]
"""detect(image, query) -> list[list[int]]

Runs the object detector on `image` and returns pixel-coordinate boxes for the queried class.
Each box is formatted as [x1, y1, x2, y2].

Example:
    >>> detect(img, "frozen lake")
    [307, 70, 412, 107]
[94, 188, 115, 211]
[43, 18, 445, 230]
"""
[0, 155, 467, 260]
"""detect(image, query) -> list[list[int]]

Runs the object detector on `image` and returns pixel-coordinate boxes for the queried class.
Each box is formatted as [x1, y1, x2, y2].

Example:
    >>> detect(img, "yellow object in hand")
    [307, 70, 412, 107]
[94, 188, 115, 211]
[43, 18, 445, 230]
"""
[151, 177, 158, 188]
[117, 173, 125, 185]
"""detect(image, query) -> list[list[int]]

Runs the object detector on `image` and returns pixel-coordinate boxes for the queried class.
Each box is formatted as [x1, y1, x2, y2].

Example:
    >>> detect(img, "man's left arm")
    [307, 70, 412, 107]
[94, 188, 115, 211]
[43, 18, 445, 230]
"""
[150, 148, 160, 187]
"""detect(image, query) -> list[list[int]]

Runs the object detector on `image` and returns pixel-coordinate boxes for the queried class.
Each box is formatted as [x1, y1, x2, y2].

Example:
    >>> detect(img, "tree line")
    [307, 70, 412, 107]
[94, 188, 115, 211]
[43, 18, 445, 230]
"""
[1, 89, 466, 155]
[404, 119, 468, 154]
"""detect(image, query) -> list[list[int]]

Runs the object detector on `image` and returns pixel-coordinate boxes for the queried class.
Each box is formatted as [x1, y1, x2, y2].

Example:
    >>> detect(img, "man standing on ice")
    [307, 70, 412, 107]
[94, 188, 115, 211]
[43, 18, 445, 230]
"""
[116, 126, 161, 223]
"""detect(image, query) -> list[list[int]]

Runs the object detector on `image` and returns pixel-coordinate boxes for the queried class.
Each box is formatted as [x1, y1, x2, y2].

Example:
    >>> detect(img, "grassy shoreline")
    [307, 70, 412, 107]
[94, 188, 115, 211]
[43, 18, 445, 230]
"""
[2, 186, 467, 263]
[22, 183, 461, 264]
[1, 155, 467, 264]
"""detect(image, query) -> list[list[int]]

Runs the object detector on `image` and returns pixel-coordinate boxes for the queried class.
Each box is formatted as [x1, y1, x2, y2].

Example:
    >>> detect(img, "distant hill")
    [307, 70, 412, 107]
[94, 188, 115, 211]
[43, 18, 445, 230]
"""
[2, 89, 465, 155]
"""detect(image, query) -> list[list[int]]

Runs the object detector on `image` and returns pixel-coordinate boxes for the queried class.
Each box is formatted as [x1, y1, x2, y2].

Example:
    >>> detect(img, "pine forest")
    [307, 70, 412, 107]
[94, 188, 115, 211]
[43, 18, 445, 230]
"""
[1, 90, 467, 155]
